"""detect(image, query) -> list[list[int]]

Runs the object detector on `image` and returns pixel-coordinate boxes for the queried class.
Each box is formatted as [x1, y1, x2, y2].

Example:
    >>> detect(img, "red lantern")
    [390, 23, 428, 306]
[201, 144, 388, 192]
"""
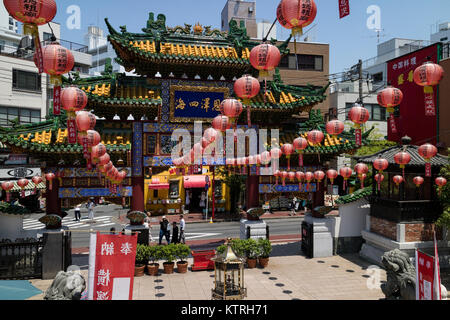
[212, 115, 230, 132]
[204, 128, 218, 144]
[235, 75, 260, 127]
[62, 86, 88, 143]
[435, 177, 447, 196]
[418, 143, 437, 177]
[373, 158, 389, 173]
[274, 169, 281, 185]
[314, 170, 325, 183]
[355, 163, 369, 189]
[413, 176, 424, 188]
[4, 0, 57, 73]
[393, 175, 404, 187]
[340, 167, 353, 191]
[325, 120, 345, 137]
[281, 143, 294, 170]
[276, 0, 317, 36]
[305, 172, 314, 192]
[98, 153, 110, 166]
[261, 151, 271, 166]
[76, 111, 96, 164]
[249, 43, 281, 78]
[374, 173, 384, 191]
[45, 172, 55, 191]
[377, 86, 403, 113]
[220, 99, 243, 127]
[92, 143, 107, 163]
[270, 147, 282, 171]
[280, 171, 288, 186]
[348, 105, 370, 128]
[293, 137, 308, 167]
[32, 175, 42, 194]
[394, 151, 411, 178]
[2, 181, 14, 202]
[413, 61, 444, 91]
[288, 171, 296, 182]
[327, 169, 338, 184]
[17, 178, 29, 198]
[296, 171, 305, 190]
[307, 130, 324, 145]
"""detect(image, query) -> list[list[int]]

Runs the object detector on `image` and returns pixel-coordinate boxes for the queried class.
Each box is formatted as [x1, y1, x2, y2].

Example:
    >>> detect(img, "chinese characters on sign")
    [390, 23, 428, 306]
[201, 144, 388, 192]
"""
[88, 232, 137, 300]
[53, 86, 61, 115]
[339, 0, 350, 19]
[416, 250, 435, 300]
[355, 129, 362, 147]
[67, 119, 77, 144]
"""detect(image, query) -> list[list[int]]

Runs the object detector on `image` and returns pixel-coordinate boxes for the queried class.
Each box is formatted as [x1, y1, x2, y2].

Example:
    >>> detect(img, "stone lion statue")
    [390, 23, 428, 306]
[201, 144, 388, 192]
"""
[44, 271, 86, 300]
[381, 249, 447, 300]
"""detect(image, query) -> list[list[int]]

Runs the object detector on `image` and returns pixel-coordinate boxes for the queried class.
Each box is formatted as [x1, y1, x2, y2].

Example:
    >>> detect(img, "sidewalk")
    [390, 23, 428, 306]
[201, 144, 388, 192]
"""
[29, 241, 387, 300]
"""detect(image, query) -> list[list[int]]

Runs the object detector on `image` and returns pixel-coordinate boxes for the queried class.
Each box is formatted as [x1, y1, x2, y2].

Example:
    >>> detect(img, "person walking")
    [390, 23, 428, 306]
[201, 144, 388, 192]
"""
[185, 190, 190, 213]
[159, 216, 170, 245]
[179, 215, 186, 244]
[74, 204, 81, 221]
[199, 191, 206, 216]
[171, 222, 179, 244]
[143, 212, 155, 243]
[86, 199, 95, 221]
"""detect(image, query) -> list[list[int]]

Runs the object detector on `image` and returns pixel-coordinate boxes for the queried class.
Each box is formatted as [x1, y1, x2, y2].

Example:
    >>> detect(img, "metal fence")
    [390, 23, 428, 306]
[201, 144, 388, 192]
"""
[0, 238, 43, 280]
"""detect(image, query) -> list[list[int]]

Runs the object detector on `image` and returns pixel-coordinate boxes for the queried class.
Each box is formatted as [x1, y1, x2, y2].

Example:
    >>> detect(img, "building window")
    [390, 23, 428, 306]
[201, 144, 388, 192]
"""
[169, 180, 179, 199]
[160, 134, 177, 155]
[372, 72, 383, 83]
[146, 134, 157, 155]
[0, 107, 41, 126]
[12, 69, 41, 92]
[279, 54, 323, 71]
[43, 32, 53, 41]
[345, 103, 387, 121]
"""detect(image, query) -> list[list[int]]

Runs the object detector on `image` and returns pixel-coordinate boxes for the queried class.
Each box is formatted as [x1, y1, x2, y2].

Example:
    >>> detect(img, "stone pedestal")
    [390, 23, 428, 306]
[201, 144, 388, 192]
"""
[125, 224, 149, 245]
[240, 219, 267, 240]
[304, 214, 333, 258]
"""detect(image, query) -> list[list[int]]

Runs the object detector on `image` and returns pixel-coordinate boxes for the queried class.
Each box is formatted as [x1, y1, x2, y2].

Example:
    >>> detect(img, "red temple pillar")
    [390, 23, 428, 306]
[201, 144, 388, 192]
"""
[246, 174, 260, 209]
[46, 178, 61, 216]
[131, 176, 145, 212]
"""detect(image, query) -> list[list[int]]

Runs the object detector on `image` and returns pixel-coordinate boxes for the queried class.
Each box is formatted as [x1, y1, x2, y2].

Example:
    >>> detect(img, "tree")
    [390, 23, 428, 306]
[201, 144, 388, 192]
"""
[216, 167, 246, 216]
[436, 160, 450, 230]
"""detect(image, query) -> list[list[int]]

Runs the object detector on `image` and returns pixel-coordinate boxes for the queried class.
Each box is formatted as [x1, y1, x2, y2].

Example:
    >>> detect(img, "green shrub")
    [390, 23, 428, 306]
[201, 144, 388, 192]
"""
[148, 245, 163, 264]
[135, 244, 149, 265]
[244, 239, 261, 259]
[216, 244, 227, 255]
[161, 243, 176, 263]
[174, 243, 190, 263]
[258, 238, 272, 258]
[230, 239, 246, 258]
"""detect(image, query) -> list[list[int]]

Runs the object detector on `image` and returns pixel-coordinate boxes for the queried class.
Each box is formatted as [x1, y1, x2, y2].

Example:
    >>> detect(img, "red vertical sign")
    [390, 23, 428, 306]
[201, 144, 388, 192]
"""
[425, 163, 432, 177]
[67, 119, 77, 144]
[387, 44, 438, 145]
[53, 86, 61, 116]
[355, 129, 362, 147]
[339, 0, 350, 18]
[88, 232, 137, 300]
[416, 249, 435, 300]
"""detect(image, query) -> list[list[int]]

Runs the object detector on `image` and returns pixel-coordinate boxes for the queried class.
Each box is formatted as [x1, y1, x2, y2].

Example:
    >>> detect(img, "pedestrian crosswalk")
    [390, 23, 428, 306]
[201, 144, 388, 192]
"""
[22, 215, 116, 230]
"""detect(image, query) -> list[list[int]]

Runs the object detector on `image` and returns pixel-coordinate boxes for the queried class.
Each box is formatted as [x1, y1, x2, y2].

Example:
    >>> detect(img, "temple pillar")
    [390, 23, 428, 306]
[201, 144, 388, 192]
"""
[46, 178, 61, 216]
[246, 174, 260, 209]
[131, 176, 145, 212]
[312, 181, 325, 218]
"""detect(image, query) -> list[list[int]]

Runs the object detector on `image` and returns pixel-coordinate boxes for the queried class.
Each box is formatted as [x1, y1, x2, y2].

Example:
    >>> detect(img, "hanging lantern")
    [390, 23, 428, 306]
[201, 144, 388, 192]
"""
[280, 171, 288, 187]
[220, 99, 243, 128]
[276, 0, 317, 37]
[76, 111, 96, 165]
[296, 171, 305, 190]
[307, 130, 324, 146]
[413, 61, 444, 117]
[354, 163, 369, 189]
[288, 171, 296, 183]
[348, 105, 370, 147]
[293, 137, 308, 167]
[413, 176, 424, 188]
[261, 151, 271, 167]
[373, 158, 389, 174]
[249, 43, 281, 78]
[212, 115, 231, 132]
[234, 75, 260, 127]
[204, 128, 218, 144]
[2, 181, 14, 202]
[325, 120, 345, 137]
[17, 178, 29, 198]
[377, 86, 403, 113]
[37, 43, 75, 115]
[326, 169, 338, 185]
[374, 173, 385, 191]
[281, 143, 294, 171]
[304, 172, 314, 192]
[340, 167, 353, 191]
[4, 0, 57, 73]
[270, 147, 282, 171]
[394, 151, 411, 178]
[393, 175, 404, 187]
[418, 143, 437, 177]
[435, 177, 447, 196]
[31, 175, 42, 194]
[84, 130, 101, 170]
[45, 172, 55, 191]
[274, 170, 281, 185]
[61, 86, 88, 142]
[314, 170, 325, 183]
[91, 143, 107, 164]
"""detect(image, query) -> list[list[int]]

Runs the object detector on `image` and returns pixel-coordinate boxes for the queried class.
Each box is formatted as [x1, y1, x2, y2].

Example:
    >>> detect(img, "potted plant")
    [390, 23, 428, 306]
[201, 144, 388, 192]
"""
[175, 243, 190, 273]
[147, 245, 162, 276]
[135, 244, 149, 277]
[230, 239, 246, 258]
[244, 239, 260, 269]
[257, 238, 272, 268]
[161, 243, 176, 274]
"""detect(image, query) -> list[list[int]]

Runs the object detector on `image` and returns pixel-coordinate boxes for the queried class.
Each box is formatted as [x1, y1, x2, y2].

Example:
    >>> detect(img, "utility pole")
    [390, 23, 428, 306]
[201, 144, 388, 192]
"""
[358, 59, 363, 105]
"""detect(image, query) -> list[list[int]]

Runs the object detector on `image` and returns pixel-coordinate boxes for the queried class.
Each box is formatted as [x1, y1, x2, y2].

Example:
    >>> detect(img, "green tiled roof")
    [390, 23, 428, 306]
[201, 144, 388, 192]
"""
[335, 187, 372, 205]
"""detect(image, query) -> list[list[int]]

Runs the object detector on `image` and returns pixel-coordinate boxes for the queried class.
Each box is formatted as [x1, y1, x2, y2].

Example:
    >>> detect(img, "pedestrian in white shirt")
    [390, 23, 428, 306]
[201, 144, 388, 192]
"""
[179, 215, 186, 244]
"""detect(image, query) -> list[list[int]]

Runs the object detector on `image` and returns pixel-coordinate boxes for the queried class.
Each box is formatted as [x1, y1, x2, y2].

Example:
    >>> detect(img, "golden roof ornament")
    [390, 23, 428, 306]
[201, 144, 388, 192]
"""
[193, 22, 203, 34]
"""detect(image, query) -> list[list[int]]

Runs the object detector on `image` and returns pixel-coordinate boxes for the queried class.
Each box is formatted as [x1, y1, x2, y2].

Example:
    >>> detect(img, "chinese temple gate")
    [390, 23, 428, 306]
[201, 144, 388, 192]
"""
[0, 13, 368, 219]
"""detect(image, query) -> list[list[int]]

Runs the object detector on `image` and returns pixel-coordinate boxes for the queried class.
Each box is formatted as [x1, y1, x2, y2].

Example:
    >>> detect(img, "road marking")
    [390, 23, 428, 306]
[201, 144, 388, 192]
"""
[185, 232, 222, 240]
[96, 223, 116, 228]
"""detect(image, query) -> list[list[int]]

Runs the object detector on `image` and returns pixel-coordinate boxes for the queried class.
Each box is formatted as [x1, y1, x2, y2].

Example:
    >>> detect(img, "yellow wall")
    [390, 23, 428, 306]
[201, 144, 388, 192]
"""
[144, 166, 229, 215]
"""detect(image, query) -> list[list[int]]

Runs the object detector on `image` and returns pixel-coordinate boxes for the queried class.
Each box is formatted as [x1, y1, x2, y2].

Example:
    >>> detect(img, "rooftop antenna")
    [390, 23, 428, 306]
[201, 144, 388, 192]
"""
[371, 28, 386, 44]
